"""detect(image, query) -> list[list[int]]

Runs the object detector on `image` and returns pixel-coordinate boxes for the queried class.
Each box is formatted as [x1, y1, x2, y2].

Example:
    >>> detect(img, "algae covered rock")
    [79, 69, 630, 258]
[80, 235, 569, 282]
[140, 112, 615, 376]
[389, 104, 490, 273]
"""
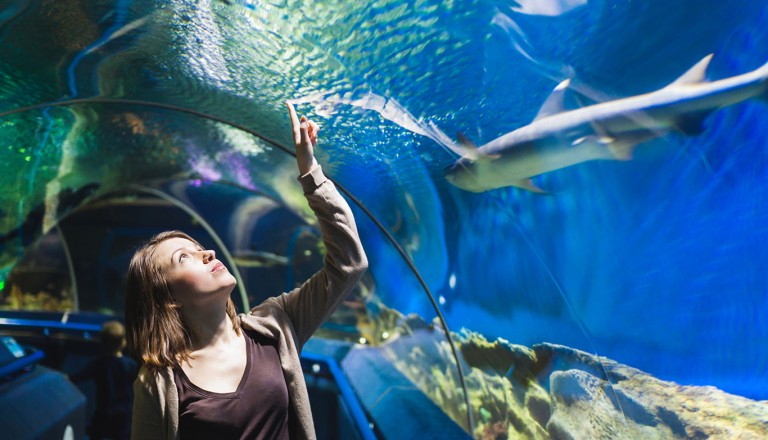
[347, 303, 768, 439]
[535, 343, 768, 439]
[452, 332, 768, 438]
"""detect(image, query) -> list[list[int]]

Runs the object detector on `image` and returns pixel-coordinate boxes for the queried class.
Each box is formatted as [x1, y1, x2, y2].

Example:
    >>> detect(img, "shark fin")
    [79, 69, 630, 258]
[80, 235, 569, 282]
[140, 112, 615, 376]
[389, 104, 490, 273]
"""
[457, 132, 477, 149]
[456, 132, 481, 160]
[514, 178, 548, 194]
[667, 54, 714, 87]
[456, 132, 499, 161]
[534, 79, 570, 120]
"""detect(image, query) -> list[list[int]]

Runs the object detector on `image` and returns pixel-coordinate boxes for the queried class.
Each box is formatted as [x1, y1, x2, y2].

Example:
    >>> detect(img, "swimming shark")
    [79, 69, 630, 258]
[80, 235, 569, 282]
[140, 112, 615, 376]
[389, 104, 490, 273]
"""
[445, 54, 768, 193]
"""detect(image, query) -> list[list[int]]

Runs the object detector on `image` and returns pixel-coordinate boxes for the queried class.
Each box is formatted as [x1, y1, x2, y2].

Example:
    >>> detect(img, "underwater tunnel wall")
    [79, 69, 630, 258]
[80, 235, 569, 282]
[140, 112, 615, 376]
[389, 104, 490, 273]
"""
[1, 0, 768, 438]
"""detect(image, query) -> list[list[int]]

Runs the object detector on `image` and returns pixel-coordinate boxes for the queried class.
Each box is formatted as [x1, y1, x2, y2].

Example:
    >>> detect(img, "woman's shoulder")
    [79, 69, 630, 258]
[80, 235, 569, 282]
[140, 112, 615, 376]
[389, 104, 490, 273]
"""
[241, 295, 288, 319]
[135, 364, 174, 390]
[239, 301, 291, 334]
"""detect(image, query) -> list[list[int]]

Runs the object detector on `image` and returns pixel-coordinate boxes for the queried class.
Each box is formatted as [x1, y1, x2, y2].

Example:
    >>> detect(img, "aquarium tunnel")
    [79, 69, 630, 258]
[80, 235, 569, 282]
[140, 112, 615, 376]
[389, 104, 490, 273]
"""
[1, 0, 767, 438]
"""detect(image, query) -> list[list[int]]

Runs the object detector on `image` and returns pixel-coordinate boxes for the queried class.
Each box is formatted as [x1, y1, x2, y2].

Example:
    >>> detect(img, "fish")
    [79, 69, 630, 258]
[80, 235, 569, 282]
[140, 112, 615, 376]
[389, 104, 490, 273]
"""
[445, 54, 768, 193]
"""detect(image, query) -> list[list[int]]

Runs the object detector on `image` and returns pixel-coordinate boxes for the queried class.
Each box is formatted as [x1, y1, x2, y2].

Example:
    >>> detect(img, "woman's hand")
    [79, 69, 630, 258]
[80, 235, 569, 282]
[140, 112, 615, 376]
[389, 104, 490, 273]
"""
[287, 102, 320, 176]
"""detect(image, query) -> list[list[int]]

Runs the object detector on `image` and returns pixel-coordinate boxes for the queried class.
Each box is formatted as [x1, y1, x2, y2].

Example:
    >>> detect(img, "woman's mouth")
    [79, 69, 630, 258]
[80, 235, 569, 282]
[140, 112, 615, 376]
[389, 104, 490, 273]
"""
[211, 261, 226, 272]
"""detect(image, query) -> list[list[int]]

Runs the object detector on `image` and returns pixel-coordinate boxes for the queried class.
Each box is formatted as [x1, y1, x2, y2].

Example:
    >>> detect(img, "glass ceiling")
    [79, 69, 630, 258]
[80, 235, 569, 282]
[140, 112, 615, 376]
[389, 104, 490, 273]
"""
[2, 0, 768, 438]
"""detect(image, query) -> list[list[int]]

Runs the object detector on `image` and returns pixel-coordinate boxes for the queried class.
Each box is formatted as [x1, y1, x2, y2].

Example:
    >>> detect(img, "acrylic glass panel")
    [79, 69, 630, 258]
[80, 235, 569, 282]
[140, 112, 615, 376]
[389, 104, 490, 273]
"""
[2, 0, 768, 438]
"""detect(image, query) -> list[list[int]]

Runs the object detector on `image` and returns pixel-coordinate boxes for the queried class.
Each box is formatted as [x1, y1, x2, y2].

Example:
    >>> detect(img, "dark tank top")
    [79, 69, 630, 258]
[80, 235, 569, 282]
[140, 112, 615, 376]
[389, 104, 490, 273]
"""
[174, 331, 289, 440]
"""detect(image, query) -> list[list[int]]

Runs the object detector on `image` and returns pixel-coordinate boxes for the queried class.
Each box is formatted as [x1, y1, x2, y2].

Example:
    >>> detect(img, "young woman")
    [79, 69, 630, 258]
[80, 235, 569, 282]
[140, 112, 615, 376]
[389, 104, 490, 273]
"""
[125, 103, 368, 439]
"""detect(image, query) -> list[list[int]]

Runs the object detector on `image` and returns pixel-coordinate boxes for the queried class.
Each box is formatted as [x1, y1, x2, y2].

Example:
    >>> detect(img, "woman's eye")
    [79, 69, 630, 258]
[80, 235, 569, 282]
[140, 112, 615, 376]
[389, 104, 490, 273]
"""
[179, 254, 188, 262]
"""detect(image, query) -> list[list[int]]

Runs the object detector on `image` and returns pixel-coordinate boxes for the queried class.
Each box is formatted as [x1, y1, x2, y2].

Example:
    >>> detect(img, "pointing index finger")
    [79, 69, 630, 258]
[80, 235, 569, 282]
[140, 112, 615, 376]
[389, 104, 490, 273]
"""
[286, 102, 300, 145]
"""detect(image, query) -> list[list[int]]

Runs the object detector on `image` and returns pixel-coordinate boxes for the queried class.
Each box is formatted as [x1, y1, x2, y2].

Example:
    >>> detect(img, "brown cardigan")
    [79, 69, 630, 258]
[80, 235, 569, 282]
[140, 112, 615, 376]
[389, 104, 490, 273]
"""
[130, 166, 368, 440]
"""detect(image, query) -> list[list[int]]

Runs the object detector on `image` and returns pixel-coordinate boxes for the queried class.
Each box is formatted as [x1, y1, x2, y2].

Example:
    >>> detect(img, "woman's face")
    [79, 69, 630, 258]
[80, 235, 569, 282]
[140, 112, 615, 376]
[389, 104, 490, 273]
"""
[153, 237, 237, 308]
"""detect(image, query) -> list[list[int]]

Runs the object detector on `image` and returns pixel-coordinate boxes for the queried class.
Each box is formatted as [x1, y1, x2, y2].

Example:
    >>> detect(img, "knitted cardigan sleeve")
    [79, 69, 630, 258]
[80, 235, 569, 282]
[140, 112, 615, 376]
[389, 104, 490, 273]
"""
[266, 165, 368, 350]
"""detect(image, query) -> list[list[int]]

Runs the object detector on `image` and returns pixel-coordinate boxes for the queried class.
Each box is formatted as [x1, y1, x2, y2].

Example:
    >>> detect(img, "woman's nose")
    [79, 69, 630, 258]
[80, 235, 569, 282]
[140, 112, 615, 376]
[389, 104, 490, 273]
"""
[201, 249, 215, 262]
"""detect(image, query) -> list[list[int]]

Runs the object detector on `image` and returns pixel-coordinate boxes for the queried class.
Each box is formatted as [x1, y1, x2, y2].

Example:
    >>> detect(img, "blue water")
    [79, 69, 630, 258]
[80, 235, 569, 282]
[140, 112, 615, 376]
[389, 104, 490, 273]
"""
[342, 0, 768, 400]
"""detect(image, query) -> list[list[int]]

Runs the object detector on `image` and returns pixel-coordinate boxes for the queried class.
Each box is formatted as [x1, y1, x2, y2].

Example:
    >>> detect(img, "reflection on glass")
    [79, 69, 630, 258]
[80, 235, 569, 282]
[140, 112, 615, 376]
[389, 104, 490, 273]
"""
[1, 230, 73, 312]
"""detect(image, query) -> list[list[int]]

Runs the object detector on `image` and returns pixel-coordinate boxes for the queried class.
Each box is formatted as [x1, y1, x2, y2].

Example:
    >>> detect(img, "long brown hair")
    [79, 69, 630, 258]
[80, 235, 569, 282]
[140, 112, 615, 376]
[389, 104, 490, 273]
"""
[124, 230, 240, 369]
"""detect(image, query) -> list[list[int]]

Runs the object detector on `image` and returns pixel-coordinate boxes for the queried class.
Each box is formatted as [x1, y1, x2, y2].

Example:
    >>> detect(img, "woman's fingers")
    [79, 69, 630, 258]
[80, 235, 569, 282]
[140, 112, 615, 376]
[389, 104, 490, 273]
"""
[300, 116, 313, 148]
[287, 102, 319, 175]
[289, 102, 319, 147]
[308, 120, 319, 145]
[286, 102, 301, 145]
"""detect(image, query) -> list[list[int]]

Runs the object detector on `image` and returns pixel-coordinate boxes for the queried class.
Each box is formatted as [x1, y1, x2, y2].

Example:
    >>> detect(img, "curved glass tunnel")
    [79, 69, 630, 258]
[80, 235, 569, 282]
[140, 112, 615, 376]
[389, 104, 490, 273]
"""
[1, 0, 768, 438]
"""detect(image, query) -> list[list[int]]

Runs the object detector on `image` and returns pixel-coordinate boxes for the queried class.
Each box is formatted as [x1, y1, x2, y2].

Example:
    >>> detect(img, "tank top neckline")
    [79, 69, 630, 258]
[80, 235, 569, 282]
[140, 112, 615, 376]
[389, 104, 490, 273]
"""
[174, 334, 251, 399]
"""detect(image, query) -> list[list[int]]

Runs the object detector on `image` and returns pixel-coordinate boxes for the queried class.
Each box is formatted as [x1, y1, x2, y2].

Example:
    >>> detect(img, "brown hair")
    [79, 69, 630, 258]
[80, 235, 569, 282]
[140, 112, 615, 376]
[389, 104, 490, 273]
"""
[124, 230, 240, 369]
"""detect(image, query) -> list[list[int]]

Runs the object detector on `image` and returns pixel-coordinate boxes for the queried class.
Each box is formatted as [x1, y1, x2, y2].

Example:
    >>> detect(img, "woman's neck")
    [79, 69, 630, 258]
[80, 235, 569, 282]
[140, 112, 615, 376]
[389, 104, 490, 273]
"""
[182, 303, 238, 351]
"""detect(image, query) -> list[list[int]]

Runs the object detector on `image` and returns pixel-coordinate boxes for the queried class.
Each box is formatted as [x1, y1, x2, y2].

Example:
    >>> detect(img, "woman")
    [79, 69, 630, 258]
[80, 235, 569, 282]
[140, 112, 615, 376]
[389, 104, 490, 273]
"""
[125, 103, 368, 440]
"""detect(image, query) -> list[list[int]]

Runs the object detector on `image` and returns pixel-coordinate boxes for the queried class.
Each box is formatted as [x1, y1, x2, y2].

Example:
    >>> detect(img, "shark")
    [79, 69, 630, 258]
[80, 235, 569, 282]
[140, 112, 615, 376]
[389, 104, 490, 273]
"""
[444, 54, 768, 193]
